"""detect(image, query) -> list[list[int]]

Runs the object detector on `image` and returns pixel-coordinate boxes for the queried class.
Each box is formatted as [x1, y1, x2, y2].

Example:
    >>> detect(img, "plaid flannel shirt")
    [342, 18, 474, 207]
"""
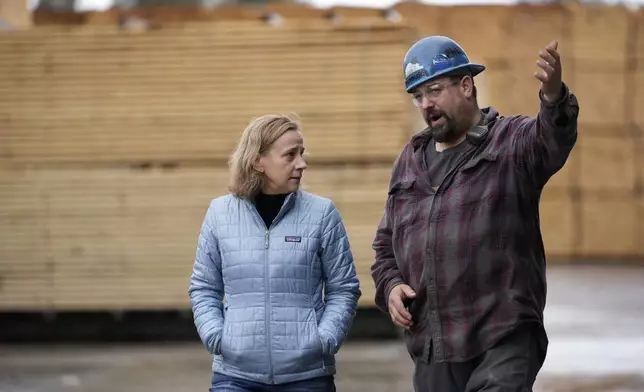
[371, 83, 579, 363]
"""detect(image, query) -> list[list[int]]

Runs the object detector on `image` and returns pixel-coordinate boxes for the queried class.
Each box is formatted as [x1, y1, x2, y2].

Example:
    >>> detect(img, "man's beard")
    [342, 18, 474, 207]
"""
[424, 111, 463, 143]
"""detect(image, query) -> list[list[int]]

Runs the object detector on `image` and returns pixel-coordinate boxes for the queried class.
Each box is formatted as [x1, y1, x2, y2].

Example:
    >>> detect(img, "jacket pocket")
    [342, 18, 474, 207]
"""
[314, 327, 327, 359]
[214, 330, 223, 356]
[388, 179, 419, 229]
[270, 308, 326, 376]
[312, 312, 328, 371]
[218, 306, 228, 357]
[213, 305, 229, 356]
[218, 307, 267, 375]
[308, 309, 325, 359]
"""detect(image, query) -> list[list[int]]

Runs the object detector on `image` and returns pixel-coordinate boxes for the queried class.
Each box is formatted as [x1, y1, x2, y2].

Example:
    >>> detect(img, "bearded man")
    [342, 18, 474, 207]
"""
[370, 36, 579, 391]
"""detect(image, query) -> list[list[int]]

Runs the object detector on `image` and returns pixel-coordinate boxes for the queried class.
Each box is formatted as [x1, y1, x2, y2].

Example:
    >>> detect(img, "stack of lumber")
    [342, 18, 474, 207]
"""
[1, 2, 643, 314]
[562, 4, 642, 259]
[0, 21, 413, 166]
[629, 8, 644, 260]
[0, 164, 390, 309]
[0, 166, 227, 310]
[0, 20, 415, 311]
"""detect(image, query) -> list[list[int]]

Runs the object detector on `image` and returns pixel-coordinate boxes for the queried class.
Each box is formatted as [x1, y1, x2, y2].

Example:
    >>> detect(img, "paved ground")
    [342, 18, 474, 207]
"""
[1, 265, 644, 392]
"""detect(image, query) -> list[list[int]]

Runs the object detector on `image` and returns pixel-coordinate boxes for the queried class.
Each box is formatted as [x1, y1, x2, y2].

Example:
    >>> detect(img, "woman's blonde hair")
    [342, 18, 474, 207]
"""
[228, 114, 302, 199]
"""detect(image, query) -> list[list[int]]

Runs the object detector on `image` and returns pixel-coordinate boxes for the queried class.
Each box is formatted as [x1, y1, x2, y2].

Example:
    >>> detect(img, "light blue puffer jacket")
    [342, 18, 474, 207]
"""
[188, 190, 361, 384]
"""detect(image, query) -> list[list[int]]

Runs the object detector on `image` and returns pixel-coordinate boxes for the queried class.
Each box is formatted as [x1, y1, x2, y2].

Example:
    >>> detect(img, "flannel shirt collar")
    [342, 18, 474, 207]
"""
[410, 107, 500, 152]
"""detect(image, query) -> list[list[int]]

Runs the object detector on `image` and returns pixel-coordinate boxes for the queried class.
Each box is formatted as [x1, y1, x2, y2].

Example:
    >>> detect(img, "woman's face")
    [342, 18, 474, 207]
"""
[256, 130, 307, 195]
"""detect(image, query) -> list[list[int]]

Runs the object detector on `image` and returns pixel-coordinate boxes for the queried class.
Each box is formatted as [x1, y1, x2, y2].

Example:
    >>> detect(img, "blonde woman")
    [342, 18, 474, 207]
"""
[189, 114, 361, 392]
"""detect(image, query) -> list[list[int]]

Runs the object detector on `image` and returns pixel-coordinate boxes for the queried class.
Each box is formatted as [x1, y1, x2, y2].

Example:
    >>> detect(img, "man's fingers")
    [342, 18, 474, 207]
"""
[402, 286, 416, 298]
[388, 284, 416, 329]
[389, 305, 413, 328]
[536, 59, 554, 75]
[538, 50, 557, 68]
[389, 293, 414, 329]
[546, 46, 561, 62]
[393, 299, 413, 321]
[547, 40, 558, 52]
[392, 314, 413, 329]
[544, 41, 560, 63]
[534, 71, 548, 83]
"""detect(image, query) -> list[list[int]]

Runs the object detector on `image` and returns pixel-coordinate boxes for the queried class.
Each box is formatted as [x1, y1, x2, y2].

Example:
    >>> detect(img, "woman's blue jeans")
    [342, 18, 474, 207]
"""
[209, 372, 336, 392]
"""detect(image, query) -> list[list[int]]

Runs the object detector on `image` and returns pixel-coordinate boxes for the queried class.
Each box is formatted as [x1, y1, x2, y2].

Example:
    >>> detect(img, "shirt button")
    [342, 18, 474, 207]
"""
[431, 310, 436, 315]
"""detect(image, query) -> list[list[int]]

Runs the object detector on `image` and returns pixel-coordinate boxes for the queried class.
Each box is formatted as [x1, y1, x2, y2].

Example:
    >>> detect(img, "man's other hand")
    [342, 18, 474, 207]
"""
[388, 284, 416, 330]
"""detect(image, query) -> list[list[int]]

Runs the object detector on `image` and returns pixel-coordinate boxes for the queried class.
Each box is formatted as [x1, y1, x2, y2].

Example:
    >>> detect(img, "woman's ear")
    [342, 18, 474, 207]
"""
[253, 156, 264, 173]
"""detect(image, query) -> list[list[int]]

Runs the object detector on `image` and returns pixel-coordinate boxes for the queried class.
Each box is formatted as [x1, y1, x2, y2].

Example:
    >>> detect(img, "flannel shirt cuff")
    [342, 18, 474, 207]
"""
[539, 82, 569, 107]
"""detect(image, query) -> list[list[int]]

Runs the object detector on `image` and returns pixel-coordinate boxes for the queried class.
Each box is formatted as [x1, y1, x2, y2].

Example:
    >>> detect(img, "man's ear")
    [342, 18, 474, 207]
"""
[462, 76, 474, 99]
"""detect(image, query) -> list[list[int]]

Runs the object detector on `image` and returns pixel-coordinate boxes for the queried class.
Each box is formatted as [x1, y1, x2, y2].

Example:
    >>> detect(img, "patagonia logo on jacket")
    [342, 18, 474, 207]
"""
[284, 236, 302, 243]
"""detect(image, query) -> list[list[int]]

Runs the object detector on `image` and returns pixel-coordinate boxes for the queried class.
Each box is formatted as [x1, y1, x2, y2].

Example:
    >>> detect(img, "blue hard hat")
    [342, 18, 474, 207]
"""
[403, 35, 485, 93]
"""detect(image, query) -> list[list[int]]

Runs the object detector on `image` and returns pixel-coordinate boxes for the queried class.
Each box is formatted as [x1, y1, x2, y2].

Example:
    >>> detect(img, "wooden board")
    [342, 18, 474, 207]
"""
[634, 9, 644, 63]
[540, 186, 576, 259]
[565, 2, 631, 70]
[0, 165, 393, 310]
[578, 135, 636, 193]
[0, 211, 52, 310]
[437, 5, 513, 61]
[474, 57, 542, 117]
[637, 136, 644, 193]
[568, 66, 628, 127]
[579, 192, 640, 258]
[638, 138, 644, 258]
[633, 71, 644, 128]
[0, 23, 413, 166]
[504, 4, 572, 60]
[335, 165, 390, 308]
[299, 167, 343, 201]
[0, 166, 227, 310]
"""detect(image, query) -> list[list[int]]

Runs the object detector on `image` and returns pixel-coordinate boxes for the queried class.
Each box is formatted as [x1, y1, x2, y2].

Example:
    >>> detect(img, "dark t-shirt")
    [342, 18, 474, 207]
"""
[425, 139, 470, 192]
[425, 113, 487, 191]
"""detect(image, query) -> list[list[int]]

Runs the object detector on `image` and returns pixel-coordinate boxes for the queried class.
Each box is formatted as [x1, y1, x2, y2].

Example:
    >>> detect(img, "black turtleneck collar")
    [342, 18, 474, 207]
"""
[255, 192, 288, 229]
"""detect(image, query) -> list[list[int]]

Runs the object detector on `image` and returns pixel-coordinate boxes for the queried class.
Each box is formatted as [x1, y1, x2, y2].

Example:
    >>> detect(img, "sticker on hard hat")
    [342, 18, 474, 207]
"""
[432, 54, 450, 71]
[405, 62, 424, 78]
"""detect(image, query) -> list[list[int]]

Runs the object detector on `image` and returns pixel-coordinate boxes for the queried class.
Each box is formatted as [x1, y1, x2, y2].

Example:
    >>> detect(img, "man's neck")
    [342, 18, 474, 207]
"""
[435, 108, 481, 152]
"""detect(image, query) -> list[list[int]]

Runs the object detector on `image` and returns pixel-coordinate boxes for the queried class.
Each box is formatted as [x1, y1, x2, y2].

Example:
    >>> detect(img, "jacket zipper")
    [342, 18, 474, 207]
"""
[264, 228, 273, 383]
[247, 194, 294, 384]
